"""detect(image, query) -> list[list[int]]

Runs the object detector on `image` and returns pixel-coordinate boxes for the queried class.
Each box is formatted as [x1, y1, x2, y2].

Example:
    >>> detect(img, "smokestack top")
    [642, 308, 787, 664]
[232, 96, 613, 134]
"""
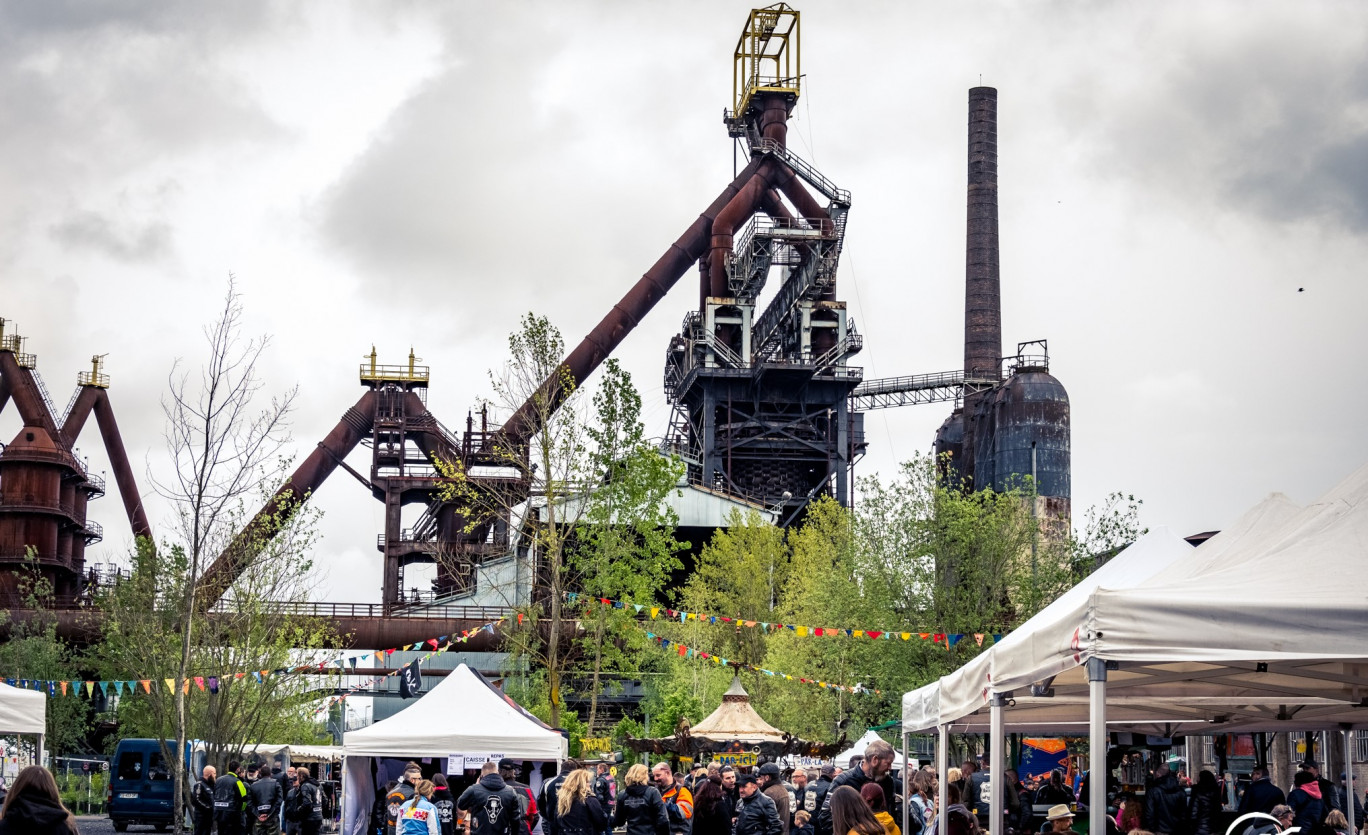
[964, 85, 1001, 382]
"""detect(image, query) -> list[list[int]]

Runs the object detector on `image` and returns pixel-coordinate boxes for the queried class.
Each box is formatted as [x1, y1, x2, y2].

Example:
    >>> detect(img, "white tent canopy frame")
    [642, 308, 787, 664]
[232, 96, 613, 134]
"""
[899, 463, 1368, 835]
[342, 663, 566, 835]
[836, 730, 910, 769]
[0, 681, 46, 770]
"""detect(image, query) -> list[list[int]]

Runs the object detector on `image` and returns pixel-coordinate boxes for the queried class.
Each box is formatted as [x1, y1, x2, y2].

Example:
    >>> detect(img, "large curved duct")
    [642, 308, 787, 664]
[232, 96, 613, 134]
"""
[0, 352, 61, 438]
[499, 156, 767, 449]
[199, 389, 378, 605]
[90, 389, 152, 540]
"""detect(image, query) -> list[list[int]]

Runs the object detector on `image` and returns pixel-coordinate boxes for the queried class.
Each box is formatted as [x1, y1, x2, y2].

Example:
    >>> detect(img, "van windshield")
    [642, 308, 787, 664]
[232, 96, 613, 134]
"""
[117, 752, 143, 781]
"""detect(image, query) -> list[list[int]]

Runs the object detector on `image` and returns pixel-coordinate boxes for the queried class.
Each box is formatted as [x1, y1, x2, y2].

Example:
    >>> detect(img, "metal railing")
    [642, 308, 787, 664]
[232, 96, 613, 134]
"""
[83, 520, 103, 544]
[750, 138, 851, 206]
[225, 600, 513, 621]
[358, 362, 430, 385]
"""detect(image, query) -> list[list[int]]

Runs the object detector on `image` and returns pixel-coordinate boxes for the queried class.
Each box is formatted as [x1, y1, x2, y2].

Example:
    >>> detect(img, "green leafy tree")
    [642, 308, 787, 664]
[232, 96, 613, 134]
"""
[0, 548, 88, 754]
[571, 359, 684, 730]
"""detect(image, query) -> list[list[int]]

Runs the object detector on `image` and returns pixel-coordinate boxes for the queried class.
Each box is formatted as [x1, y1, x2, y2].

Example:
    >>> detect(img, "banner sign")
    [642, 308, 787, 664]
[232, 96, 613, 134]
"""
[446, 756, 465, 773]
[580, 738, 612, 753]
[713, 752, 758, 767]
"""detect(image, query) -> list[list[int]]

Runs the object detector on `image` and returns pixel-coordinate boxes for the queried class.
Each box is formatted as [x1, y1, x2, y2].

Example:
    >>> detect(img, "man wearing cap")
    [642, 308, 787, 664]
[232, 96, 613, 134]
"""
[816, 741, 895, 835]
[1336, 772, 1365, 825]
[735, 773, 784, 835]
[759, 764, 791, 835]
[499, 759, 541, 835]
[1046, 804, 1080, 835]
[1238, 768, 1286, 817]
[542, 760, 582, 835]
[792, 770, 820, 827]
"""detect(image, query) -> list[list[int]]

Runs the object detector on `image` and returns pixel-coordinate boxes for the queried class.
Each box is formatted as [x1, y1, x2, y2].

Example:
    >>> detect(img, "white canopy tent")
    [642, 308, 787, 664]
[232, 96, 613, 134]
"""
[0, 681, 46, 772]
[342, 664, 566, 835]
[836, 730, 912, 769]
[900, 463, 1368, 835]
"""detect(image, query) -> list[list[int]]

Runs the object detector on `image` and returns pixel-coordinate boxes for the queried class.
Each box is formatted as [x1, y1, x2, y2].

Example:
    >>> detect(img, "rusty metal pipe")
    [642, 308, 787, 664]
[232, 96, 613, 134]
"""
[61, 386, 100, 446]
[500, 158, 767, 448]
[0, 375, 11, 416]
[0, 353, 60, 437]
[200, 389, 378, 605]
[91, 389, 153, 540]
[707, 164, 777, 299]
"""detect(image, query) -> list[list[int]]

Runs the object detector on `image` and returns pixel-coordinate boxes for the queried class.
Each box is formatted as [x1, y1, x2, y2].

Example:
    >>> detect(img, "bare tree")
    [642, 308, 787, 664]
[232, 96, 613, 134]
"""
[148, 276, 298, 822]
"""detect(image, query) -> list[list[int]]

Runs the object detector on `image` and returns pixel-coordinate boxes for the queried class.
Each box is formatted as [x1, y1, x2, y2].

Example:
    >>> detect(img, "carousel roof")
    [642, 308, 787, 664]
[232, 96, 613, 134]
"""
[625, 676, 841, 758]
[689, 677, 787, 744]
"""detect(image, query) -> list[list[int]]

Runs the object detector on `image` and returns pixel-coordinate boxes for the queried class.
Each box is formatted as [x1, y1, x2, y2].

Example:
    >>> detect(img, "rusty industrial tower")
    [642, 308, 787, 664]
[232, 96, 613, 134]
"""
[0, 320, 150, 600]
[1, 7, 1072, 627]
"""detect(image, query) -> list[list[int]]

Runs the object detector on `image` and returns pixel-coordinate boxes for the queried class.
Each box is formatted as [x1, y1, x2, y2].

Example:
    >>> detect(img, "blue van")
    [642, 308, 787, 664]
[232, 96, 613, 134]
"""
[107, 738, 202, 832]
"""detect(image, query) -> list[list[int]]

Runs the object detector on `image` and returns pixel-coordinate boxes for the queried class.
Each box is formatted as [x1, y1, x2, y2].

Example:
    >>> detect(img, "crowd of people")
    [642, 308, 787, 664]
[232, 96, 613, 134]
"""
[193, 758, 325, 835]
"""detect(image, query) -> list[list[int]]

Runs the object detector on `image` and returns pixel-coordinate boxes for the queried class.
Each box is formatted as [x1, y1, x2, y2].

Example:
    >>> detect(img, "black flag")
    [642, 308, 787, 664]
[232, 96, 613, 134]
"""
[398, 659, 423, 699]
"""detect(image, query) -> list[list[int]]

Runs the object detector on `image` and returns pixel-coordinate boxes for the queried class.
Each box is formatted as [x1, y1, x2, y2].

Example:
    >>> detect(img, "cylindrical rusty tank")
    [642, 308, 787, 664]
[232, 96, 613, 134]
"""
[933, 409, 966, 485]
[990, 367, 1071, 506]
[0, 419, 99, 599]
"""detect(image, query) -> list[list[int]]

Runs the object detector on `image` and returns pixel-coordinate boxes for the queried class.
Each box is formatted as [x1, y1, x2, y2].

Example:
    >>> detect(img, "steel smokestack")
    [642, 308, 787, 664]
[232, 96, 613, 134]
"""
[964, 86, 1001, 381]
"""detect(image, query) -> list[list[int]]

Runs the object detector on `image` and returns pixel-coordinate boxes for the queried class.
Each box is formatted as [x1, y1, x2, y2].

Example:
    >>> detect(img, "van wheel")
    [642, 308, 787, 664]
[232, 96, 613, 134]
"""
[113, 824, 128, 833]
[154, 825, 168, 832]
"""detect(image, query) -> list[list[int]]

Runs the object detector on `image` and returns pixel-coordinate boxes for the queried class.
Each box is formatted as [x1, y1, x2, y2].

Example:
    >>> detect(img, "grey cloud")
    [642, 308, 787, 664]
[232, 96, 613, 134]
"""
[49, 210, 172, 262]
[1078, 9, 1368, 233]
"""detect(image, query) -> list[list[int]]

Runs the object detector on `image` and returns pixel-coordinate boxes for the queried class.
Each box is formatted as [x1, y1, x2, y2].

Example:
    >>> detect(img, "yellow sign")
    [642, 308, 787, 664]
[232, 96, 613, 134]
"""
[580, 738, 612, 753]
[714, 752, 758, 767]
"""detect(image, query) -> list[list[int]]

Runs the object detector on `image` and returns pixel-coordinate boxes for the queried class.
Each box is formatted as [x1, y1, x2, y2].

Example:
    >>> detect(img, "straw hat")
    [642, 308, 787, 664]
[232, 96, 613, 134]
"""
[1046, 805, 1076, 821]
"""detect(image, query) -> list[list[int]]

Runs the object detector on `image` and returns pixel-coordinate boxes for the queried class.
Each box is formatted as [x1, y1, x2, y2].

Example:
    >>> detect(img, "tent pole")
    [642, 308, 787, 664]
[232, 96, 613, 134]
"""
[1087, 658, 1107, 835]
[1344, 730, 1356, 835]
[990, 694, 1006, 835]
[938, 724, 949, 827]
[902, 731, 911, 835]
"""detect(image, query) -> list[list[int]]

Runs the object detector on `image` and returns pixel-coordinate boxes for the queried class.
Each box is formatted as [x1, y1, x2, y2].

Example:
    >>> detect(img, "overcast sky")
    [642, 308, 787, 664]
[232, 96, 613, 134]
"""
[3, 1, 1365, 602]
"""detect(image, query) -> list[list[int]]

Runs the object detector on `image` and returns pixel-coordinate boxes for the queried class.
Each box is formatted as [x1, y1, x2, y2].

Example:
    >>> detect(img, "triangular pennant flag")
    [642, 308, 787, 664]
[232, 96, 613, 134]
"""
[993, 633, 1003, 642]
[84, 681, 94, 697]
[814, 628, 823, 636]
[164, 679, 174, 694]
[349, 658, 359, 669]
[195, 676, 206, 691]
[868, 631, 883, 640]
[796, 627, 807, 636]
[650, 607, 659, 619]
[253, 672, 263, 683]
[919, 632, 930, 640]
[60, 681, 68, 696]
[901, 632, 911, 641]
[427, 638, 439, 649]
[634, 604, 643, 613]
[974, 634, 985, 646]
[933, 633, 946, 645]
[183, 678, 191, 694]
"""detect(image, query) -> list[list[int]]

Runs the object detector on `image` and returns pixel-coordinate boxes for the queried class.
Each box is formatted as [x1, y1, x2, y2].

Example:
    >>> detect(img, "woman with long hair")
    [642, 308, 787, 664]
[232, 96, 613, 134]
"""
[1115, 795, 1142, 834]
[830, 785, 885, 835]
[615, 764, 670, 835]
[399, 779, 441, 835]
[558, 769, 607, 835]
[1187, 771, 1220, 835]
[908, 770, 936, 831]
[691, 774, 731, 835]
[0, 765, 79, 834]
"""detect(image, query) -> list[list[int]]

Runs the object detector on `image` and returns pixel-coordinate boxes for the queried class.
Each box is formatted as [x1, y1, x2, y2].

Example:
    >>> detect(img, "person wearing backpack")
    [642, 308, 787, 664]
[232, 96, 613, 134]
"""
[287, 767, 325, 835]
[500, 759, 542, 835]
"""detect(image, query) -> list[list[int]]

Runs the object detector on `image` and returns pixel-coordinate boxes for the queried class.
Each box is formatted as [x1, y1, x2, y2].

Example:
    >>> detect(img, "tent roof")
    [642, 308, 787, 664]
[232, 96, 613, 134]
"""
[690, 677, 787, 743]
[905, 463, 1368, 734]
[343, 663, 566, 760]
[835, 730, 908, 768]
[0, 681, 45, 736]
[904, 527, 1197, 733]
